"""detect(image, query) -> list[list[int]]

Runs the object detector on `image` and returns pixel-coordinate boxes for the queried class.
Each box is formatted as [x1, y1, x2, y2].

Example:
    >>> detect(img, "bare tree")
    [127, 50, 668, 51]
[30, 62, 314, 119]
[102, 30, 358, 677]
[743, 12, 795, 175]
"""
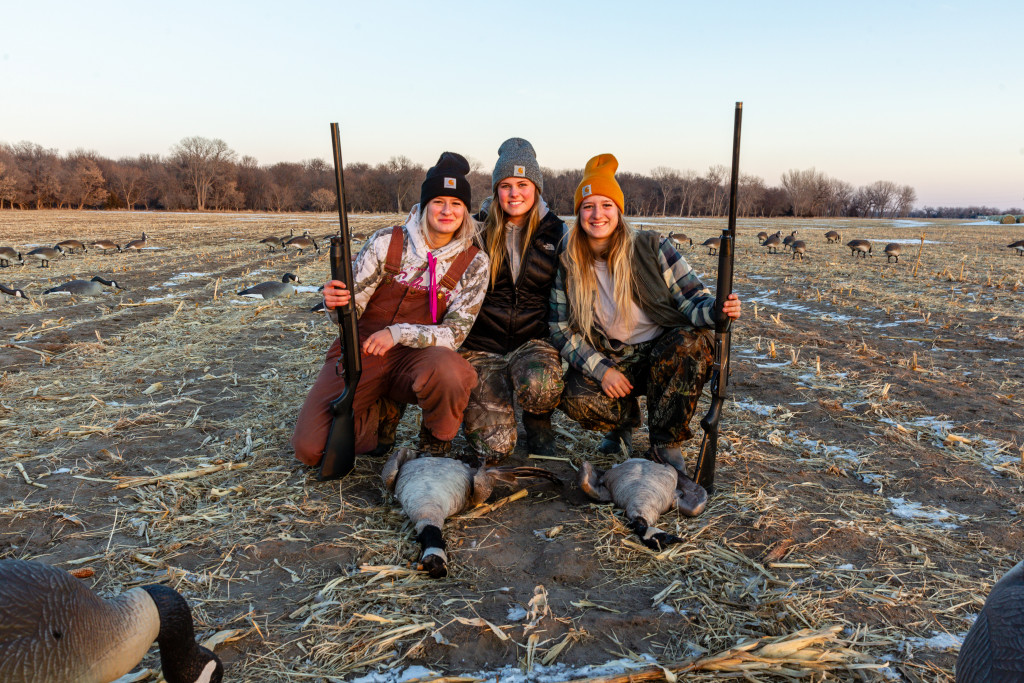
[62, 155, 107, 209]
[310, 188, 335, 213]
[381, 156, 423, 212]
[170, 136, 236, 210]
[650, 166, 680, 216]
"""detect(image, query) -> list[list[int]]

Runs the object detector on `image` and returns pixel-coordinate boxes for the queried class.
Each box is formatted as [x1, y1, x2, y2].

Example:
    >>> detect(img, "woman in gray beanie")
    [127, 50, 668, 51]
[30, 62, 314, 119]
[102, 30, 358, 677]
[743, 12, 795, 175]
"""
[457, 137, 568, 462]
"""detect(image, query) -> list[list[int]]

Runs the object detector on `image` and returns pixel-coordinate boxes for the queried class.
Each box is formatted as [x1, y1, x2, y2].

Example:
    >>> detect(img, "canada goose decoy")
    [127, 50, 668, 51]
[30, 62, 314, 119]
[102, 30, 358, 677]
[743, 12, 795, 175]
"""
[761, 233, 782, 254]
[701, 237, 721, 255]
[259, 228, 293, 253]
[791, 240, 807, 260]
[1, 284, 30, 300]
[91, 240, 122, 254]
[0, 247, 24, 267]
[756, 230, 769, 242]
[669, 232, 692, 249]
[883, 243, 902, 263]
[237, 272, 300, 299]
[55, 239, 87, 254]
[122, 232, 148, 253]
[782, 231, 798, 251]
[26, 246, 65, 268]
[578, 457, 706, 550]
[0, 559, 224, 683]
[44, 276, 125, 296]
[1007, 239, 1024, 256]
[825, 230, 842, 244]
[283, 233, 320, 256]
[955, 559, 1024, 683]
[846, 239, 872, 257]
[382, 448, 561, 579]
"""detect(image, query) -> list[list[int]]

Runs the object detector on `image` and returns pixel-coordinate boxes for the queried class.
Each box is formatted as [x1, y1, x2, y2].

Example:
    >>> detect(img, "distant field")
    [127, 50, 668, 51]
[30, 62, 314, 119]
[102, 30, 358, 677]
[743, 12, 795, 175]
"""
[1, 210, 1023, 682]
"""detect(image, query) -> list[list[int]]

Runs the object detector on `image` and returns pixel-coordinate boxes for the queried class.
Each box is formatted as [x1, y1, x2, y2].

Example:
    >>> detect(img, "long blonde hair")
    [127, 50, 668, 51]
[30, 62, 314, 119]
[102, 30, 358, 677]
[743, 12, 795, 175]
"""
[483, 189, 542, 286]
[562, 208, 636, 345]
[419, 200, 481, 252]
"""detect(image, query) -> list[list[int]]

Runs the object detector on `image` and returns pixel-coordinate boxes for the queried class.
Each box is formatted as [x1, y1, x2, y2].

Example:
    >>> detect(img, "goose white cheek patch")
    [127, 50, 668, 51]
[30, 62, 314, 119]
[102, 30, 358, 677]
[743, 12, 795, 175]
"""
[421, 547, 448, 563]
[642, 527, 667, 541]
[196, 659, 219, 683]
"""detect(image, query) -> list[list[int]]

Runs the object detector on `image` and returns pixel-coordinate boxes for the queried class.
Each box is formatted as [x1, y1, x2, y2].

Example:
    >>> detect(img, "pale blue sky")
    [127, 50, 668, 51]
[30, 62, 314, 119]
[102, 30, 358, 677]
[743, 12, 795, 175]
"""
[2, 1, 1021, 209]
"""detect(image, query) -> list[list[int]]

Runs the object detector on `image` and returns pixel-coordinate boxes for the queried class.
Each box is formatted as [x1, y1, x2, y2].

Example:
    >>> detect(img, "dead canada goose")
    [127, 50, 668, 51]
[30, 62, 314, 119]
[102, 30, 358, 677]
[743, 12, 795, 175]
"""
[122, 232, 149, 253]
[761, 234, 782, 254]
[44, 276, 125, 296]
[701, 237, 721, 255]
[237, 273, 300, 299]
[91, 240, 122, 254]
[669, 232, 693, 248]
[578, 458, 707, 549]
[883, 243, 902, 263]
[1, 283, 30, 300]
[825, 230, 842, 244]
[383, 448, 561, 579]
[55, 239, 88, 254]
[0, 247, 24, 267]
[955, 559, 1024, 683]
[26, 246, 65, 268]
[0, 559, 223, 683]
[791, 240, 807, 260]
[1007, 239, 1024, 256]
[283, 233, 320, 256]
[846, 239, 872, 257]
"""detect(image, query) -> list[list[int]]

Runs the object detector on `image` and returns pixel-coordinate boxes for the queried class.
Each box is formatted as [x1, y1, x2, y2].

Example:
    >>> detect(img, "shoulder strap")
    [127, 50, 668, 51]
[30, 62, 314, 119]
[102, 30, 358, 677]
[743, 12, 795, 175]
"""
[384, 226, 404, 274]
[439, 245, 481, 291]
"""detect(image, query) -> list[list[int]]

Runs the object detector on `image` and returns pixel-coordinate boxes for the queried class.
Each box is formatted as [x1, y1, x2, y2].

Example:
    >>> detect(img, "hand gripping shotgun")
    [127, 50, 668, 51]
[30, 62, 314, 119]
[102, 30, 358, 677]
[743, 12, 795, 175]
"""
[692, 102, 742, 495]
[318, 123, 362, 481]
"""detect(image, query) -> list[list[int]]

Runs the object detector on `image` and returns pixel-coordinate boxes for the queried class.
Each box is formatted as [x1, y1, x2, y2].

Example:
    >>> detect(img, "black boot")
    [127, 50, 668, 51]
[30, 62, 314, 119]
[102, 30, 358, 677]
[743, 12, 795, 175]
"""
[597, 425, 633, 456]
[418, 424, 452, 455]
[522, 410, 556, 456]
[368, 399, 407, 457]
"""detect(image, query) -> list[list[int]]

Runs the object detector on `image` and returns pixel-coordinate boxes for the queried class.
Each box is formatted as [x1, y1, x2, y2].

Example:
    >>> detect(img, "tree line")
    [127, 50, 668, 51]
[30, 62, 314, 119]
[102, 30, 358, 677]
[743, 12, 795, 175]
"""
[2, 136, 1013, 218]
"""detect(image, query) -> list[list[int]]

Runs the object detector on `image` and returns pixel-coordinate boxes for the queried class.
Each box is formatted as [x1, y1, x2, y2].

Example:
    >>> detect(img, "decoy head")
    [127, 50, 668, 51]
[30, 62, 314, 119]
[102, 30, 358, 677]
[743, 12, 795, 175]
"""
[283, 273, 300, 284]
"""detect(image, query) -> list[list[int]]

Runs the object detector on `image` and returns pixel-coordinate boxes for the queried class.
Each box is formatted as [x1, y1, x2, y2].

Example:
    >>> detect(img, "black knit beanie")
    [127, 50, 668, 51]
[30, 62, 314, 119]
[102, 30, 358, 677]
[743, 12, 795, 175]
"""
[419, 152, 472, 210]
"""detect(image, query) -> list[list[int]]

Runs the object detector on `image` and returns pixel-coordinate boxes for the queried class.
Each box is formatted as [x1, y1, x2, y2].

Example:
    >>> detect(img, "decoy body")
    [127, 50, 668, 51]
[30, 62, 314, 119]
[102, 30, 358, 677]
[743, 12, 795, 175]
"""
[669, 232, 693, 248]
[1007, 240, 1024, 256]
[846, 239, 872, 257]
[237, 273, 300, 299]
[0, 246, 24, 267]
[91, 240, 122, 254]
[0, 559, 223, 683]
[122, 232, 148, 253]
[825, 230, 842, 244]
[756, 230, 769, 242]
[383, 448, 561, 578]
[26, 247, 64, 268]
[884, 243, 902, 263]
[955, 559, 1024, 683]
[1, 283, 30, 300]
[259, 228, 292, 252]
[283, 232, 320, 256]
[782, 231, 798, 250]
[579, 458, 706, 550]
[791, 240, 807, 260]
[44, 276, 124, 296]
[55, 240, 87, 254]
[702, 237, 721, 255]
[761, 233, 782, 254]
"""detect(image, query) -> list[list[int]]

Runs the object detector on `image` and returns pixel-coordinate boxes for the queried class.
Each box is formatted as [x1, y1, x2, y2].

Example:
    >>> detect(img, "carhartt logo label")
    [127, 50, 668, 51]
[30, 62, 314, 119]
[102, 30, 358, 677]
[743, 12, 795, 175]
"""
[514, 165, 526, 177]
[444, 177, 457, 188]
[582, 184, 592, 197]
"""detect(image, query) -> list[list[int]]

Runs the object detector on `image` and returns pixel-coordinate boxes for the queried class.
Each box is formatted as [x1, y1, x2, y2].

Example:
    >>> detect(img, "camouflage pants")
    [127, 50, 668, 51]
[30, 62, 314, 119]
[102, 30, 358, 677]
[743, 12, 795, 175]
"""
[460, 339, 564, 460]
[560, 327, 713, 446]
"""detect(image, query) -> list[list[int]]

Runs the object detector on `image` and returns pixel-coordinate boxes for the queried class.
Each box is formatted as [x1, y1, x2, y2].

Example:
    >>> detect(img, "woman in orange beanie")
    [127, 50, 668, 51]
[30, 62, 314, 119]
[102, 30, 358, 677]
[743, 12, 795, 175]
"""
[550, 153, 741, 515]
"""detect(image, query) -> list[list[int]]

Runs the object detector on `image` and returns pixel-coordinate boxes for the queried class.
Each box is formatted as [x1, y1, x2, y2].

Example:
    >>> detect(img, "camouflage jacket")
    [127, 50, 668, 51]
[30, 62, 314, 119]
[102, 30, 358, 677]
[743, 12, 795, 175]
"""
[549, 233, 714, 382]
[327, 206, 489, 350]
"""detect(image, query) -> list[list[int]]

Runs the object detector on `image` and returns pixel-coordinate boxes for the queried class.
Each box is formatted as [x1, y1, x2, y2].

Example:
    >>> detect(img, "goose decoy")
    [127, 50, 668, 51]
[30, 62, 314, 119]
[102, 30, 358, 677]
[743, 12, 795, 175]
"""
[55, 240, 87, 254]
[237, 272, 300, 299]
[955, 559, 1024, 683]
[884, 243, 902, 263]
[782, 231, 798, 250]
[0, 247, 24, 267]
[701, 237, 720, 255]
[1007, 240, 1024, 256]
[0, 559, 223, 683]
[91, 240, 122, 254]
[846, 239, 872, 257]
[122, 233, 148, 253]
[1, 284, 30, 300]
[825, 230, 842, 244]
[283, 233, 320, 256]
[761, 233, 782, 254]
[25, 246, 64, 268]
[383, 448, 561, 579]
[791, 240, 807, 260]
[756, 230, 769, 242]
[578, 457, 706, 550]
[44, 276, 124, 296]
[259, 228, 293, 253]
[669, 232, 693, 249]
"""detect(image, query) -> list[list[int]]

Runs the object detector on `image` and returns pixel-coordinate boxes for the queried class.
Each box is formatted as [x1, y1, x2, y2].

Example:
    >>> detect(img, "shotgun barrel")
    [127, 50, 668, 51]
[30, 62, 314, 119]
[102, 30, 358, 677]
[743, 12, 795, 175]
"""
[692, 102, 742, 494]
[318, 122, 363, 481]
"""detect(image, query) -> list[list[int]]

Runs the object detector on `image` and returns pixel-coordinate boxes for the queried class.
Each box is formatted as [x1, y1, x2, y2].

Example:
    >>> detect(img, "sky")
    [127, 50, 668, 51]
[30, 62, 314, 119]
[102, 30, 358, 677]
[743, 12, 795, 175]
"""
[2, 0, 1021, 210]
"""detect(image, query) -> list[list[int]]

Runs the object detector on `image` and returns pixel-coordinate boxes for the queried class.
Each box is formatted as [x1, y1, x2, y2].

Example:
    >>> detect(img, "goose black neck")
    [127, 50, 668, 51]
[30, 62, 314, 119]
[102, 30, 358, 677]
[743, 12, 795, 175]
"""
[142, 584, 223, 683]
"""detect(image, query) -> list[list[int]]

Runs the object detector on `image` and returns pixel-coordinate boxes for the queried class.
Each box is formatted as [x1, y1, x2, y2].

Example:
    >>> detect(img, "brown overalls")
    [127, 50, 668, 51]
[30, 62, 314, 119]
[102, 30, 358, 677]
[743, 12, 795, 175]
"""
[292, 227, 480, 466]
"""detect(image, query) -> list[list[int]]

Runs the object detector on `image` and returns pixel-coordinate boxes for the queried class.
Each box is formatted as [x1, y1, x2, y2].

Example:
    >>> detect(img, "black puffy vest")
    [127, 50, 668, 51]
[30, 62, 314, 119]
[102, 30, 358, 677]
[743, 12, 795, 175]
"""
[461, 211, 566, 354]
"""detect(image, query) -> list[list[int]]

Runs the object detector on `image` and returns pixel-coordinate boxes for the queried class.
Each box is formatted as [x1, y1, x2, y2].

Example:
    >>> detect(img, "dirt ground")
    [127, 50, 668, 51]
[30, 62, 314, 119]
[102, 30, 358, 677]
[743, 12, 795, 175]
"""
[1, 211, 1022, 682]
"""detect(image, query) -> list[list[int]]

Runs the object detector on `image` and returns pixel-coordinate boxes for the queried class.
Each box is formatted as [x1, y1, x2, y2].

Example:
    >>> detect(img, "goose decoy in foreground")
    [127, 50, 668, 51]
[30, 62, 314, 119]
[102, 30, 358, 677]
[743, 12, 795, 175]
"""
[0, 559, 223, 683]
[283, 233, 320, 256]
[761, 233, 782, 254]
[383, 448, 561, 578]
[25, 246, 64, 268]
[701, 237, 721, 255]
[1, 284, 30, 300]
[846, 239, 872, 257]
[955, 559, 1024, 683]
[0, 247, 24, 267]
[55, 239, 88, 254]
[884, 243, 902, 263]
[122, 232, 148, 253]
[91, 240, 122, 254]
[825, 230, 842, 244]
[669, 232, 693, 249]
[237, 272, 300, 299]
[578, 457, 707, 550]
[791, 240, 807, 260]
[1007, 239, 1024, 256]
[44, 276, 125, 296]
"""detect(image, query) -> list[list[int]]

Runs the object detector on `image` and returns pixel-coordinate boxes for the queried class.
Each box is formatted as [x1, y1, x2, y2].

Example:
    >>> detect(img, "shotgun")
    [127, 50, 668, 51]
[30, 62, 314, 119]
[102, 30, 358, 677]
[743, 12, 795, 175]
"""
[692, 102, 742, 494]
[318, 123, 362, 481]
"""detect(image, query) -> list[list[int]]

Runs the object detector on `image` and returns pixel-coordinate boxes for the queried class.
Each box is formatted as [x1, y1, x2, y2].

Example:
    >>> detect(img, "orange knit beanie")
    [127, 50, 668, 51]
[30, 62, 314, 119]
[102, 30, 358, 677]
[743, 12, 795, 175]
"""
[574, 153, 624, 213]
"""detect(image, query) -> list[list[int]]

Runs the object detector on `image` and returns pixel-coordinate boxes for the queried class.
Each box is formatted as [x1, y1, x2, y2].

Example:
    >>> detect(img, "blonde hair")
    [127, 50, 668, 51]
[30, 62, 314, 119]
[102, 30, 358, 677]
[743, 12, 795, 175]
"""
[419, 200, 481, 253]
[482, 186, 542, 286]
[562, 208, 636, 346]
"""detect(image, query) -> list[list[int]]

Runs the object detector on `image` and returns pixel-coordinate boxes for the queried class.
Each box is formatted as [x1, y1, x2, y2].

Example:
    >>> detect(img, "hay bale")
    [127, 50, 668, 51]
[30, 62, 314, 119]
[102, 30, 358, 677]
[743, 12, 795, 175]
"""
[1000, 214, 1016, 224]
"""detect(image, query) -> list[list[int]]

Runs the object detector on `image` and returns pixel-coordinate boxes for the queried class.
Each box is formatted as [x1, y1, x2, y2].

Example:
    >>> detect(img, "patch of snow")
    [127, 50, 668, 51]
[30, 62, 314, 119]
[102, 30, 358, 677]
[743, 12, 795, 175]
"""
[905, 631, 965, 650]
[887, 497, 965, 529]
[506, 605, 528, 622]
[350, 657, 660, 683]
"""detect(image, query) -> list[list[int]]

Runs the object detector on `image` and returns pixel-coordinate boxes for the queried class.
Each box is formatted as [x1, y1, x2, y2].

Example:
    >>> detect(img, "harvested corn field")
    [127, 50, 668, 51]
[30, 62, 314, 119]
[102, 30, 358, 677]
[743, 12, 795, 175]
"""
[2, 211, 1023, 682]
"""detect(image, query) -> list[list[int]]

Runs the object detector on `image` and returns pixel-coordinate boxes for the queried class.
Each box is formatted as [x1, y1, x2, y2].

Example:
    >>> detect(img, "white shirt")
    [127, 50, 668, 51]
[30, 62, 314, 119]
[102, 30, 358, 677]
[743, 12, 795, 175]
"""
[593, 260, 663, 345]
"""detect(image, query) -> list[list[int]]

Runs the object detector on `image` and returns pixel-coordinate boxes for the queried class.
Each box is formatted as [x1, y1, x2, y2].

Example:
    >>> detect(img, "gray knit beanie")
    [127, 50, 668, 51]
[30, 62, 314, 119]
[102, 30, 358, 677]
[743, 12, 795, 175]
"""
[491, 137, 544, 194]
